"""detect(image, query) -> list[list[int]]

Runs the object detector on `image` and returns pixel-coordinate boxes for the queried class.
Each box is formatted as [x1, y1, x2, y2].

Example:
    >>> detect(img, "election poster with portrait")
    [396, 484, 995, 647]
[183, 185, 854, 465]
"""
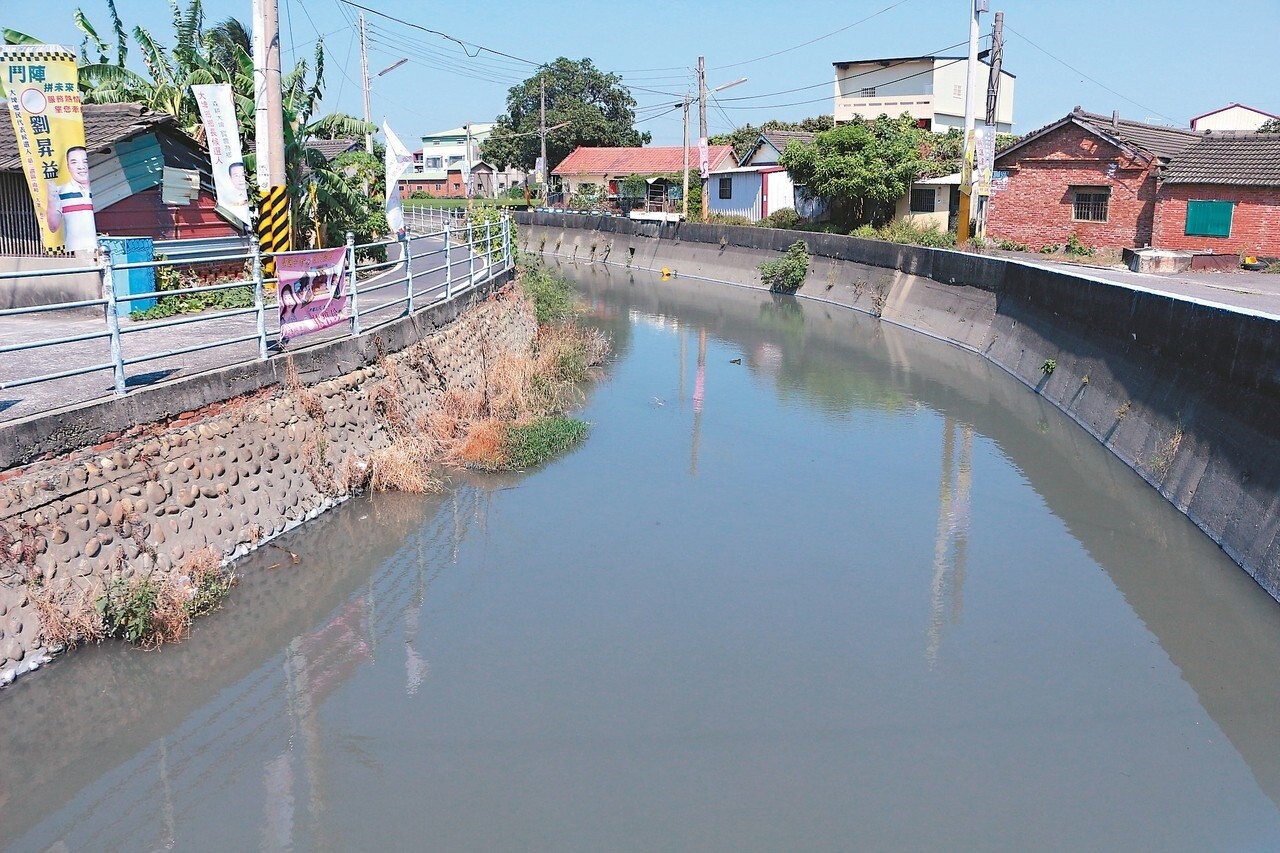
[1, 44, 96, 253]
[192, 83, 251, 227]
[277, 247, 349, 340]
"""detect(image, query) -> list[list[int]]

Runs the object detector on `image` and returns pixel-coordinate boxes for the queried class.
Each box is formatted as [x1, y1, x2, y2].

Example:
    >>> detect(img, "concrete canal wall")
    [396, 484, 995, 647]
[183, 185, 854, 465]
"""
[517, 211, 1280, 604]
[0, 274, 530, 685]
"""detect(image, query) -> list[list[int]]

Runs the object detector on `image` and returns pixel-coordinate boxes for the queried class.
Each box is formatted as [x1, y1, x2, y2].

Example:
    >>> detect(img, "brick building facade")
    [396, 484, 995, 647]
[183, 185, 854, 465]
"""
[988, 109, 1201, 253]
[1152, 134, 1280, 257]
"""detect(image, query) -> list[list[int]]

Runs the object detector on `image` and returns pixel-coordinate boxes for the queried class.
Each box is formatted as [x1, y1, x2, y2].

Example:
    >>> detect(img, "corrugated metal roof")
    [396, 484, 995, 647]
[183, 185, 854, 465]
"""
[1162, 133, 1280, 186]
[0, 102, 174, 171]
[553, 145, 735, 176]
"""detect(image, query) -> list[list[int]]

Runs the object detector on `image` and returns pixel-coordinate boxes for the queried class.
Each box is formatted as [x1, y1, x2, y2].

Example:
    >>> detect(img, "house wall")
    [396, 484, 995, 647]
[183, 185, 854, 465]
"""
[932, 60, 1015, 129]
[763, 171, 795, 218]
[1153, 184, 1280, 257]
[987, 123, 1158, 251]
[96, 187, 239, 241]
[895, 183, 949, 230]
[1191, 106, 1275, 132]
[709, 172, 762, 221]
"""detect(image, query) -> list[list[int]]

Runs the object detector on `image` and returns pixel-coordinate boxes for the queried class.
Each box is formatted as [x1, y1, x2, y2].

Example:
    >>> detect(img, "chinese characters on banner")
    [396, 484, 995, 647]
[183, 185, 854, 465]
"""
[192, 83, 251, 227]
[975, 123, 997, 197]
[1, 45, 96, 253]
[276, 247, 350, 340]
[698, 137, 709, 179]
[383, 121, 414, 236]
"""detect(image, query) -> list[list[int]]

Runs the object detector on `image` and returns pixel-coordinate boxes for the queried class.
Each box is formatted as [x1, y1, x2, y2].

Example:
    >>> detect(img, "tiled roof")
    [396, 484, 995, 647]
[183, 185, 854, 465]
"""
[308, 137, 361, 162]
[553, 145, 735, 176]
[760, 130, 815, 149]
[1072, 108, 1202, 161]
[1162, 133, 1280, 186]
[0, 102, 174, 170]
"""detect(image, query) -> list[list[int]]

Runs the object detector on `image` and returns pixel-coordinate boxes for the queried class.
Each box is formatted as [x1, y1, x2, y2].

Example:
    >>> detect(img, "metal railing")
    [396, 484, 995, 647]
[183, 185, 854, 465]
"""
[0, 209, 514, 417]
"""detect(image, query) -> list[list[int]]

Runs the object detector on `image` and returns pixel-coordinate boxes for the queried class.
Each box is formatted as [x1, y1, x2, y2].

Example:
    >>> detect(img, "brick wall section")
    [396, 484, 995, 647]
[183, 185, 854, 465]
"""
[988, 123, 1159, 252]
[1153, 184, 1280, 257]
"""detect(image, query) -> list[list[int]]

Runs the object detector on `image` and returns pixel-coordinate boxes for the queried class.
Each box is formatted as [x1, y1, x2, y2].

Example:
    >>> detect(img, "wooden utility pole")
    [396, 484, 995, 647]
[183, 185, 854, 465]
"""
[360, 13, 373, 154]
[252, 0, 288, 269]
[698, 56, 708, 222]
[682, 94, 691, 220]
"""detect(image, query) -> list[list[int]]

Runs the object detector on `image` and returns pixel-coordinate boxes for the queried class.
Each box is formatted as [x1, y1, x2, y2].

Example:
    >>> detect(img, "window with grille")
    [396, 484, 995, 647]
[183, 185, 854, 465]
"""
[910, 188, 935, 213]
[860, 87, 876, 97]
[1072, 187, 1110, 222]
[719, 177, 733, 199]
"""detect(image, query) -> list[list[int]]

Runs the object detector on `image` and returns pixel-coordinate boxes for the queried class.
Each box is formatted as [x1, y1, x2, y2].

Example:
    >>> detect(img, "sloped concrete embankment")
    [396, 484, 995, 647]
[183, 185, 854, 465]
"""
[518, 212, 1280, 603]
[0, 278, 532, 685]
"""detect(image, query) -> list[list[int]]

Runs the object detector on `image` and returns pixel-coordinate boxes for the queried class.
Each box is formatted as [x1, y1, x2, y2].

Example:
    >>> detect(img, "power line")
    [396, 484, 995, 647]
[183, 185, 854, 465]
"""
[716, 57, 962, 112]
[712, 0, 915, 71]
[1005, 24, 1173, 122]
[336, 0, 541, 67]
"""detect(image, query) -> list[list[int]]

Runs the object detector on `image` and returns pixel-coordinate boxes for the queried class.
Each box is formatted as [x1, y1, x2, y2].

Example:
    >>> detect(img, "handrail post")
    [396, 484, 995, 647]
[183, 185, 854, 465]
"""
[346, 231, 361, 337]
[101, 248, 126, 396]
[402, 231, 414, 315]
[444, 221, 452, 301]
[467, 219, 475, 286]
[503, 213, 512, 269]
[252, 237, 268, 359]
[484, 217, 493, 272]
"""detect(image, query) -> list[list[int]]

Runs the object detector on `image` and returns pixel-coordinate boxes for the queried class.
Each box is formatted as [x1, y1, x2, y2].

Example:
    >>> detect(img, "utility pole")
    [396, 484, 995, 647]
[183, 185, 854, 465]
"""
[253, 0, 287, 266]
[976, 9, 1004, 243]
[956, 0, 985, 245]
[360, 12, 373, 155]
[540, 73, 548, 204]
[682, 94, 691, 220]
[698, 55, 708, 222]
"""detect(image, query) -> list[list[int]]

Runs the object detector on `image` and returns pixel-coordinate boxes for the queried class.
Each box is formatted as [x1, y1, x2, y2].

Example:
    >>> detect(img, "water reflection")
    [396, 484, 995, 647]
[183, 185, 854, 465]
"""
[927, 417, 973, 668]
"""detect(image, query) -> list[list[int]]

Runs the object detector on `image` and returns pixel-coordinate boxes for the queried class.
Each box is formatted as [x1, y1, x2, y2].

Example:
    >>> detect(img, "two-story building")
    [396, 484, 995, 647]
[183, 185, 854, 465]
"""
[407, 124, 526, 198]
[832, 55, 1015, 133]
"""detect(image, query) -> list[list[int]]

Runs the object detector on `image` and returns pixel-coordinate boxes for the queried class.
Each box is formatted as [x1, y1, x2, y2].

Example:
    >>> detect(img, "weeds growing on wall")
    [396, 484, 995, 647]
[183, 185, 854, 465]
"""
[759, 241, 811, 293]
[95, 547, 236, 648]
[519, 254, 577, 324]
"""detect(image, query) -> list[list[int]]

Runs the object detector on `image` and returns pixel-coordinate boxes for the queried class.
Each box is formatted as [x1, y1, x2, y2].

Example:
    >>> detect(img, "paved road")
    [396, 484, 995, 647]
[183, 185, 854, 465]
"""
[0, 233, 497, 425]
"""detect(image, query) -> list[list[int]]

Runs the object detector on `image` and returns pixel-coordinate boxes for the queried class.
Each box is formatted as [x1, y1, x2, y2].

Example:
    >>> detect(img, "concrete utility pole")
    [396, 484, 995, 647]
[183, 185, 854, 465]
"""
[540, 73, 548, 204]
[682, 94, 691, 220]
[360, 13, 373, 155]
[698, 55, 709, 222]
[957, 0, 985, 245]
[975, 9, 1003, 242]
[252, 0, 287, 265]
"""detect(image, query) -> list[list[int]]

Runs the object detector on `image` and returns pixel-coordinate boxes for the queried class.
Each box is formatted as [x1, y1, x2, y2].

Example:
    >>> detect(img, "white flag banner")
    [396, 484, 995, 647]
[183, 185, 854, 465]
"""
[192, 83, 251, 226]
[698, 137, 710, 179]
[383, 120, 414, 236]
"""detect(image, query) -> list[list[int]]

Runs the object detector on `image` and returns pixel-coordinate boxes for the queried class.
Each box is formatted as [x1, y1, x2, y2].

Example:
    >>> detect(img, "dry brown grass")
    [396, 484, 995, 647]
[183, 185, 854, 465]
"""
[456, 418, 506, 468]
[370, 379, 407, 431]
[367, 437, 443, 493]
[30, 579, 105, 648]
[284, 355, 325, 421]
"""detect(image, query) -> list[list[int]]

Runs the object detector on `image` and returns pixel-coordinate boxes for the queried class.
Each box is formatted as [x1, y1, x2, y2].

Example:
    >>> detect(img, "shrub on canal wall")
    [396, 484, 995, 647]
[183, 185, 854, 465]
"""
[759, 240, 811, 292]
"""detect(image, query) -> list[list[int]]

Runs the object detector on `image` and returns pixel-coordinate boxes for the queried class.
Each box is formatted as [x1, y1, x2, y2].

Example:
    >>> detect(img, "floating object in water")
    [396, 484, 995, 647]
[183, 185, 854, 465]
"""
[729, 358, 742, 365]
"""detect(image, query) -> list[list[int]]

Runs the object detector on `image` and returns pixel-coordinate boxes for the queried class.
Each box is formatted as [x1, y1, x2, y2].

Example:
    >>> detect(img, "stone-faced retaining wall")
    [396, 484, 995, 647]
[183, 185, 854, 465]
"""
[0, 285, 534, 685]
[517, 212, 1280, 604]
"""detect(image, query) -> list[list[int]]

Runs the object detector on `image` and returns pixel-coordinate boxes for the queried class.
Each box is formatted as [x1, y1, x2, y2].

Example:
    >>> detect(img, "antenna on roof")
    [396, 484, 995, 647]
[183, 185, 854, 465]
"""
[1112, 110, 1119, 129]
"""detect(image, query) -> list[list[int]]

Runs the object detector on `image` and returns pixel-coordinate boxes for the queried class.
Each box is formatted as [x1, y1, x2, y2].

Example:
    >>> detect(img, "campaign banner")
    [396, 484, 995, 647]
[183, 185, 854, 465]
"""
[193, 83, 251, 226]
[975, 123, 997, 197]
[277, 247, 349, 340]
[698, 137, 709, 179]
[383, 120, 413, 236]
[1, 45, 96, 253]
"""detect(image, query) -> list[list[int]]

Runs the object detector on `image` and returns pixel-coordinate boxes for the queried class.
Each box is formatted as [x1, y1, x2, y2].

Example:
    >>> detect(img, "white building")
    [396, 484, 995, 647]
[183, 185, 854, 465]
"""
[706, 131, 825, 223]
[832, 55, 1015, 133]
[412, 123, 527, 197]
[1189, 103, 1279, 132]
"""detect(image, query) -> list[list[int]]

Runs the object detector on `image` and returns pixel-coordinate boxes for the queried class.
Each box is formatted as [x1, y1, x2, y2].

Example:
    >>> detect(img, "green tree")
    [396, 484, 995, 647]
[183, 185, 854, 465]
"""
[710, 115, 834, 163]
[481, 57, 651, 171]
[780, 113, 925, 228]
[1259, 118, 1280, 133]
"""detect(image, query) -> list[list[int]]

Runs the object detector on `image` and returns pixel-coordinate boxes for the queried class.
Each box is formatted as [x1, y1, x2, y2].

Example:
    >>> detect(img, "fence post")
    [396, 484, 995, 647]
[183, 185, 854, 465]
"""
[467, 218, 475, 286]
[252, 237, 268, 360]
[101, 249, 127, 396]
[402, 230, 414, 315]
[484, 217, 493, 273]
[444, 221, 452, 301]
[346, 231, 361, 337]
[502, 213, 512, 269]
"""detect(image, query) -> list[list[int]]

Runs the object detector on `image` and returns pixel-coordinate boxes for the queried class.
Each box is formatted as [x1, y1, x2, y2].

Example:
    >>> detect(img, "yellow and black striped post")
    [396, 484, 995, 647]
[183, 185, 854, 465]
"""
[257, 186, 290, 278]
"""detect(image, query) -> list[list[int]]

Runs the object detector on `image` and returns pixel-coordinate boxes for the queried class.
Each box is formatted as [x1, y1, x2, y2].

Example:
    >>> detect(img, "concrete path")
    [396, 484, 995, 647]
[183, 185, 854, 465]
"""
[0, 233, 496, 425]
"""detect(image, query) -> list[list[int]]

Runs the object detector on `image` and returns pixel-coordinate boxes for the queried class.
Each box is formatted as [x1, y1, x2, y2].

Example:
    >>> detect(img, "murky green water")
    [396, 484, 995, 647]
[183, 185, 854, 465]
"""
[4, 264, 1280, 852]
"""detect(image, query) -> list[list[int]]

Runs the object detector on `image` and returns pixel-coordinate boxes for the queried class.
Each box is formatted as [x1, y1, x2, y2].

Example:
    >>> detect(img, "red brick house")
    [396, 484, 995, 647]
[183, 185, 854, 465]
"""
[988, 108, 1202, 252]
[1152, 133, 1280, 258]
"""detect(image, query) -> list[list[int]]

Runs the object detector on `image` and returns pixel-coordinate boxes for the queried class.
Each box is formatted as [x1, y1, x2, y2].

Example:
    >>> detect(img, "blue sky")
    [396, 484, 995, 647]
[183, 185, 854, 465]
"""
[7, 0, 1278, 146]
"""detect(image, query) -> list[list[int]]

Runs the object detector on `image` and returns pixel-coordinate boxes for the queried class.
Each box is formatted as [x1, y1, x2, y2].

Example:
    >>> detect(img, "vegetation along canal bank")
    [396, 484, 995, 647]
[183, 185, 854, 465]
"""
[518, 210, 1280, 605]
[0, 261, 607, 687]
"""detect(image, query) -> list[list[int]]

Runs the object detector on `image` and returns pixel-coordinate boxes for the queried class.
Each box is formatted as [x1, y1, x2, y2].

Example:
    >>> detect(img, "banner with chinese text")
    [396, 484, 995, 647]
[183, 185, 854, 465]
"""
[192, 83, 251, 227]
[1, 45, 96, 253]
[277, 247, 350, 340]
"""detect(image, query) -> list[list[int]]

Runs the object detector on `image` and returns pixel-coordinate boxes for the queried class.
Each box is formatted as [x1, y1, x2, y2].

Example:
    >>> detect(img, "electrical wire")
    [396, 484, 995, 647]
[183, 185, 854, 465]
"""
[715, 57, 962, 112]
[712, 0, 915, 71]
[1005, 24, 1173, 122]
[336, 0, 541, 67]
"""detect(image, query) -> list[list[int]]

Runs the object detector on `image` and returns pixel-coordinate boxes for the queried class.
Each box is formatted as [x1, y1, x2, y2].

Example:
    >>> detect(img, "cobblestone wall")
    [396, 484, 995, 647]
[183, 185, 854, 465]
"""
[0, 287, 535, 686]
